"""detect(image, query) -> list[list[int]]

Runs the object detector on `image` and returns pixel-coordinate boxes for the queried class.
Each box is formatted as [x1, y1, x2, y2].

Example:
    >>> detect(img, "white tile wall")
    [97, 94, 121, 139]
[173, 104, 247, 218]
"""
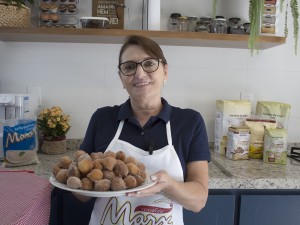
[0, 1, 299, 142]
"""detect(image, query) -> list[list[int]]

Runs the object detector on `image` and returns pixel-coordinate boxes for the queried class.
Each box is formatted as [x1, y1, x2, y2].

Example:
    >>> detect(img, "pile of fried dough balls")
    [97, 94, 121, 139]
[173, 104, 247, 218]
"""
[53, 150, 147, 191]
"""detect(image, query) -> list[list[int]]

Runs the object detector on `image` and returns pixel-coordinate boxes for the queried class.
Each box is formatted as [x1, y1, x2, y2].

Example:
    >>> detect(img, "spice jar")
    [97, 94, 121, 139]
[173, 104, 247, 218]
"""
[228, 17, 244, 34]
[195, 16, 212, 33]
[177, 16, 188, 32]
[211, 18, 227, 33]
[169, 13, 181, 32]
[187, 16, 197, 32]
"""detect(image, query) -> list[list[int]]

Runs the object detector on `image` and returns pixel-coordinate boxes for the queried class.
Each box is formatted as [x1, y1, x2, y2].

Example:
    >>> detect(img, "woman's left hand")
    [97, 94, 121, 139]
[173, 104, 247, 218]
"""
[126, 170, 169, 197]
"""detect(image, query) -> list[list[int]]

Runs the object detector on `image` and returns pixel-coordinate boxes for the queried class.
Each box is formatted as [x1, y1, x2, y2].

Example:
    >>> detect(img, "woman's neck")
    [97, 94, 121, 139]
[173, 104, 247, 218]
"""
[130, 98, 163, 127]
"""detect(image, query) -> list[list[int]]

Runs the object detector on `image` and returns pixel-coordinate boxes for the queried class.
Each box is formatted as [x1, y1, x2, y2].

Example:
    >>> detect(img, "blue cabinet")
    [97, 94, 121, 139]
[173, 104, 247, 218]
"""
[183, 195, 236, 225]
[239, 195, 300, 225]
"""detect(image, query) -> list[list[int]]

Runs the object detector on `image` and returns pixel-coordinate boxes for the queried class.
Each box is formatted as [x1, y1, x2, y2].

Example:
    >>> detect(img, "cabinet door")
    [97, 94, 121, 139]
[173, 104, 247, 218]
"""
[239, 195, 300, 225]
[183, 195, 236, 225]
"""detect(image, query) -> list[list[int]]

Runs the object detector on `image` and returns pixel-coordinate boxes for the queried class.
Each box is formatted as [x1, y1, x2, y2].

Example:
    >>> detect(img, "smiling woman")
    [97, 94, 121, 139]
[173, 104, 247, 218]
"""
[60, 35, 212, 225]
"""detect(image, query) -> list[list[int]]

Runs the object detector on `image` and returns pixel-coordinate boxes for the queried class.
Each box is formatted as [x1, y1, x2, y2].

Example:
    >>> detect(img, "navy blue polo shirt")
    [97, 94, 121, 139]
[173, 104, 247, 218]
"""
[80, 98, 210, 177]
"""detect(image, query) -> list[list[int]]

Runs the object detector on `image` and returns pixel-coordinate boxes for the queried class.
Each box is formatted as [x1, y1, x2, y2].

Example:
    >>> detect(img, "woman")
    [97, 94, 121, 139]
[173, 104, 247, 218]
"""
[79, 35, 211, 225]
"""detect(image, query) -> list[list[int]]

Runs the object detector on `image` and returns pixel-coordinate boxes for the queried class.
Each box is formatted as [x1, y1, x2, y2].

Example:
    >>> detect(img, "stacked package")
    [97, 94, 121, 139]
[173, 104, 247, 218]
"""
[261, 0, 279, 35]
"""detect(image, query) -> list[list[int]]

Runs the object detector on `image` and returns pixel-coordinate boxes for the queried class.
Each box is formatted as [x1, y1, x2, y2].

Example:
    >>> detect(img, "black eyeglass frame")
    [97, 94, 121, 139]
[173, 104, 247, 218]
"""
[118, 58, 164, 76]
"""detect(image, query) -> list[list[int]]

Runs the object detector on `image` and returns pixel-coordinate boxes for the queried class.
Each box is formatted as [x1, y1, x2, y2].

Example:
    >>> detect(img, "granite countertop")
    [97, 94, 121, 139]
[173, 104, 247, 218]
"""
[2, 149, 300, 189]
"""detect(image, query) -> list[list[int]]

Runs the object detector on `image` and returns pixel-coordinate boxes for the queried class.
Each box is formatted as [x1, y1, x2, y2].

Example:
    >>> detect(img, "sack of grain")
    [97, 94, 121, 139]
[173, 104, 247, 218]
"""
[256, 101, 291, 129]
[263, 128, 287, 165]
[214, 100, 251, 155]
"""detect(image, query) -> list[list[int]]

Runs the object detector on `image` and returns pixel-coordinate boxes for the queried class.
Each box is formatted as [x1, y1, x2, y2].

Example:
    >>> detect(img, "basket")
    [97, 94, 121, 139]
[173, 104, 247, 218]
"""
[41, 138, 67, 155]
[0, 1, 31, 27]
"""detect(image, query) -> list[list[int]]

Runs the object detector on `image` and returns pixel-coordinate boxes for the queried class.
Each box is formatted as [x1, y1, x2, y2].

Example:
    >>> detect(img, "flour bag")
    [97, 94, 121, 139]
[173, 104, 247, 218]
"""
[3, 118, 39, 167]
[214, 100, 251, 155]
[256, 101, 291, 129]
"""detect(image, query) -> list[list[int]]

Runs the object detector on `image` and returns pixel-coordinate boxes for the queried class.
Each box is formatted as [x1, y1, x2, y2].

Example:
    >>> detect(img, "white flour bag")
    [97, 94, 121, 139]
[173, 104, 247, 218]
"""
[214, 100, 251, 155]
[3, 118, 39, 167]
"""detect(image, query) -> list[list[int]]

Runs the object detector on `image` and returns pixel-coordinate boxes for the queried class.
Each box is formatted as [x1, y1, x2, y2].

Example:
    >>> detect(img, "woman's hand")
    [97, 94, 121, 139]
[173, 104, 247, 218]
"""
[126, 170, 169, 197]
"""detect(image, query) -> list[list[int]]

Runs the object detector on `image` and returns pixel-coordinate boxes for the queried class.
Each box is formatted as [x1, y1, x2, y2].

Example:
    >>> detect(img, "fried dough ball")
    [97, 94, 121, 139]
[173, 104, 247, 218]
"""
[67, 165, 81, 178]
[101, 156, 117, 171]
[58, 156, 73, 169]
[90, 152, 103, 160]
[92, 158, 103, 170]
[56, 169, 68, 184]
[124, 175, 137, 189]
[67, 176, 82, 189]
[103, 170, 116, 180]
[87, 169, 103, 182]
[124, 156, 138, 165]
[137, 162, 146, 172]
[74, 150, 86, 162]
[78, 158, 93, 175]
[139, 170, 147, 180]
[126, 163, 140, 176]
[113, 160, 129, 178]
[81, 177, 94, 191]
[103, 150, 116, 159]
[116, 151, 126, 161]
[111, 177, 126, 191]
[52, 164, 61, 177]
[78, 153, 92, 162]
[94, 179, 111, 192]
[134, 175, 146, 186]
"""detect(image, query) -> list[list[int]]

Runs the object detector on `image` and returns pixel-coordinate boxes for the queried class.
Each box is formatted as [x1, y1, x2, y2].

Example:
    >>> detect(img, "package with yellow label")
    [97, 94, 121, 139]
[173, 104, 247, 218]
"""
[245, 116, 277, 159]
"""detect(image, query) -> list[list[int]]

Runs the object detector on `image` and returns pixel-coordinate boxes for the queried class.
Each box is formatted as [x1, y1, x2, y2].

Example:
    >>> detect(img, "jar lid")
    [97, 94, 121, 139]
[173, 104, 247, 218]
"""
[170, 13, 181, 19]
[229, 17, 241, 23]
[187, 16, 198, 20]
[215, 18, 226, 21]
[178, 16, 188, 20]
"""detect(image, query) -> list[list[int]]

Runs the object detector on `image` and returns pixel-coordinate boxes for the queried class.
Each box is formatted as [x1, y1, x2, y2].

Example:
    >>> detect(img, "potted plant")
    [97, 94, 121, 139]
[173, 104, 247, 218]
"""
[0, 0, 34, 27]
[37, 106, 71, 154]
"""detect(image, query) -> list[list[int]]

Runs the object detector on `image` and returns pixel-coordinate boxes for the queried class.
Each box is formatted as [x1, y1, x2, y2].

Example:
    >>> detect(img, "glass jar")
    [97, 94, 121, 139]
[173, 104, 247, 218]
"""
[177, 16, 188, 32]
[197, 16, 212, 33]
[228, 17, 244, 34]
[211, 18, 227, 34]
[243, 22, 250, 34]
[187, 16, 197, 32]
[169, 13, 181, 32]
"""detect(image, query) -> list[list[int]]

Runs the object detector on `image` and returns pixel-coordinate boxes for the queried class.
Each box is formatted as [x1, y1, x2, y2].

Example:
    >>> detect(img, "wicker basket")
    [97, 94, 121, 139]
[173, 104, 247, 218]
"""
[41, 139, 67, 155]
[0, 1, 31, 27]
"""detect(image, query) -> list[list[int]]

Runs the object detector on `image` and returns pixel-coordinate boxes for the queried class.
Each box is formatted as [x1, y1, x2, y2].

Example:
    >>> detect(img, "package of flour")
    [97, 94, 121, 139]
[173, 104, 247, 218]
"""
[263, 128, 287, 165]
[214, 100, 251, 155]
[226, 126, 251, 160]
[245, 116, 277, 159]
[3, 118, 39, 167]
[256, 101, 291, 129]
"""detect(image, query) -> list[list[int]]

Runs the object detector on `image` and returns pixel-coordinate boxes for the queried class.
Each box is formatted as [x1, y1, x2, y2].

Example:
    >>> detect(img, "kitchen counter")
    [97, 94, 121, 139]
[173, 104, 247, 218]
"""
[2, 149, 300, 190]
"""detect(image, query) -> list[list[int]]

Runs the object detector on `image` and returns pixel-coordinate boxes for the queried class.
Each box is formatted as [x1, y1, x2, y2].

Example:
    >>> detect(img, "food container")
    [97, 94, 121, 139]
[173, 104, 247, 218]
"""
[80, 17, 109, 29]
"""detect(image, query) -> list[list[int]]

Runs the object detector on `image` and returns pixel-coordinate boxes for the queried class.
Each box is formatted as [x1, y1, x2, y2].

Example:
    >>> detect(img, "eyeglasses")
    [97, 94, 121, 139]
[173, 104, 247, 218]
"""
[118, 58, 162, 76]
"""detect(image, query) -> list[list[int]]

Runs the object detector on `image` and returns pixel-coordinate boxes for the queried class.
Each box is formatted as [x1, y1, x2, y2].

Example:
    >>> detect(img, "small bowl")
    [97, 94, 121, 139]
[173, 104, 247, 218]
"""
[80, 17, 109, 29]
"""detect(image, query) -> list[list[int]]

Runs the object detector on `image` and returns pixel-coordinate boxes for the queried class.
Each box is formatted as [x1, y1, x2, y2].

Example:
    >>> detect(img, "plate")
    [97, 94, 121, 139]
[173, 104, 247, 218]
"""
[49, 173, 156, 197]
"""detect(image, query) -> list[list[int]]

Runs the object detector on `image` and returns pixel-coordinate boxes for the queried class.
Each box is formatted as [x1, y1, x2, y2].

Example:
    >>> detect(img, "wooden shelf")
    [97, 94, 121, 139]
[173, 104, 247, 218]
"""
[0, 28, 286, 49]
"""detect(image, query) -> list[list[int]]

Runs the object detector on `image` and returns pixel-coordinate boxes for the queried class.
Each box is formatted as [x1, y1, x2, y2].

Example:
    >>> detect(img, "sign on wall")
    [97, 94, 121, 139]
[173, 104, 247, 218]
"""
[92, 0, 125, 29]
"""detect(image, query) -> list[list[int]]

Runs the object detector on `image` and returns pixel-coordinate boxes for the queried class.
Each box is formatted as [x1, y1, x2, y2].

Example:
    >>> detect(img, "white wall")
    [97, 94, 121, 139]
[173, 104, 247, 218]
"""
[0, 0, 299, 142]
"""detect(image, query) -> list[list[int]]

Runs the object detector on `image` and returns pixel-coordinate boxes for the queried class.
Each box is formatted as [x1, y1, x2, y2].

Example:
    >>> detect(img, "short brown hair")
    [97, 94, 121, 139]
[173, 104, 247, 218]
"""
[118, 35, 167, 65]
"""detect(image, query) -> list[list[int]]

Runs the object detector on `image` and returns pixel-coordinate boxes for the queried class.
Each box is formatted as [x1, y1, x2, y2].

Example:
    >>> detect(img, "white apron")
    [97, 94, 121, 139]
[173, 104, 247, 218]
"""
[89, 120, 184, 225]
